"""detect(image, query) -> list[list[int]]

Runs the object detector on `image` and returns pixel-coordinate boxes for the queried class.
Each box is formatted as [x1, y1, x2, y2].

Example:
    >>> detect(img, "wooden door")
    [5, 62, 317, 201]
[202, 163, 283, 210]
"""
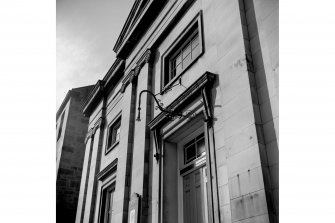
[104, 189, 114, 223]
[183, 166, 208, 223]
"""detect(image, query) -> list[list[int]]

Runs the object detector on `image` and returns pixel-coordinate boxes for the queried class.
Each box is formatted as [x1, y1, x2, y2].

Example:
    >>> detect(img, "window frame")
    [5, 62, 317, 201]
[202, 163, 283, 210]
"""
[97, 160, 117, 223]
[103, 185, 114, 223]
[168, 29, 200, 83]
[161, 11, 204, 92]
[105, 114, 122, 154]
[98, 181, 116, 223]
[183, 133, 206, 165]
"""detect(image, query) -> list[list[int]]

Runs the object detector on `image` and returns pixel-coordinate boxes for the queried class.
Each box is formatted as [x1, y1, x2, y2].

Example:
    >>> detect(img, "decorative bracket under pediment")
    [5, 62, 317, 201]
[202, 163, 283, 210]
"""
[120, 49, 152, 93]
[93, 117, 105, 134]
[84, 117, 105, 144]
[85, 128, 94, 144]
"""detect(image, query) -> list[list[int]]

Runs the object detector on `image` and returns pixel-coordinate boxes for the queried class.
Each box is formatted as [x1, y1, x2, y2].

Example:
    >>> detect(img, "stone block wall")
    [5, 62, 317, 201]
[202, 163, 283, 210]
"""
[56, 85, 94, 223]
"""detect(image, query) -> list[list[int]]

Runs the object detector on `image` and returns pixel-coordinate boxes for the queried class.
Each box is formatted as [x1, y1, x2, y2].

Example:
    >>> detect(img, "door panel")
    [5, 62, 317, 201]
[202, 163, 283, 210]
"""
[103, 189, 114, 223]
[183, 166, 208, 223]
[183, 174, 195, 223]
[107, 191, 113, 223]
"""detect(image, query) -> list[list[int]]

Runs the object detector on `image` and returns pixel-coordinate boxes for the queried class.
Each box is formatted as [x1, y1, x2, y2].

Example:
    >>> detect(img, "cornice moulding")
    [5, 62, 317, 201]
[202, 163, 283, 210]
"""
[113, 0, 142, 52]
[122, 0, 196, 72]
[82, 60, 125, 117]
[82, 80, 105, 116]
[103, 59, 125, 85]
[113, 0, 168, 59]
[96, 158, 118, 180]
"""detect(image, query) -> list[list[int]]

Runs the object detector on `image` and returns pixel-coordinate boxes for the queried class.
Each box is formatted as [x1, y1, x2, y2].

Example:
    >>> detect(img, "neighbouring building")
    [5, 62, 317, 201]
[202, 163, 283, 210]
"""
[76, 0, 279, 223]
[56, 85, 95, 223]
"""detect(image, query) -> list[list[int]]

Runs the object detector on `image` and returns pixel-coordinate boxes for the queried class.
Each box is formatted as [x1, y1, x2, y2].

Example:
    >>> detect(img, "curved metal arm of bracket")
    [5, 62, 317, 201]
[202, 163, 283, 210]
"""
[137, 90, 186, 121]
[137, 90, 171, 121]
[136, 86, 196, 122]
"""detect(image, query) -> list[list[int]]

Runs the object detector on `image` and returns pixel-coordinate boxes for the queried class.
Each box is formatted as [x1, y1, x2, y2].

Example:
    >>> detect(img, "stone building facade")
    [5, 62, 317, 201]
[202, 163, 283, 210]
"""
[76, 0, 279, 223]
[56, 85, 94, 223]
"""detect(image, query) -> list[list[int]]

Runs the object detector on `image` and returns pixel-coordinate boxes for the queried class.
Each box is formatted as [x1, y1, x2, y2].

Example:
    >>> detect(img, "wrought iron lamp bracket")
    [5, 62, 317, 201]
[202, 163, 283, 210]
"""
[136, 80, 194, 122]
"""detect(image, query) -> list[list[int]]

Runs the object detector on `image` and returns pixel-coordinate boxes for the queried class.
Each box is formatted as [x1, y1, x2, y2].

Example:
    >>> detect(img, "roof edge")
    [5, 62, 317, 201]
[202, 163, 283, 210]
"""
[82, 59, 125, 117]
[113, 0, 168, 59]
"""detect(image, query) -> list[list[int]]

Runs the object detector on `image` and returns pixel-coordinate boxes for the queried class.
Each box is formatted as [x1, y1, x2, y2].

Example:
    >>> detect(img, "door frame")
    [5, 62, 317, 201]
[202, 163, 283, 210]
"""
[159, 112, 218, 223]
[147, 72, 219, 223]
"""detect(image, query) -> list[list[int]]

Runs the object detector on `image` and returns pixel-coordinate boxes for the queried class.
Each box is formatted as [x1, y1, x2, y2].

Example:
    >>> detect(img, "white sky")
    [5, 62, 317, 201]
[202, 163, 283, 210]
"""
[56, 0, 134, 109]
